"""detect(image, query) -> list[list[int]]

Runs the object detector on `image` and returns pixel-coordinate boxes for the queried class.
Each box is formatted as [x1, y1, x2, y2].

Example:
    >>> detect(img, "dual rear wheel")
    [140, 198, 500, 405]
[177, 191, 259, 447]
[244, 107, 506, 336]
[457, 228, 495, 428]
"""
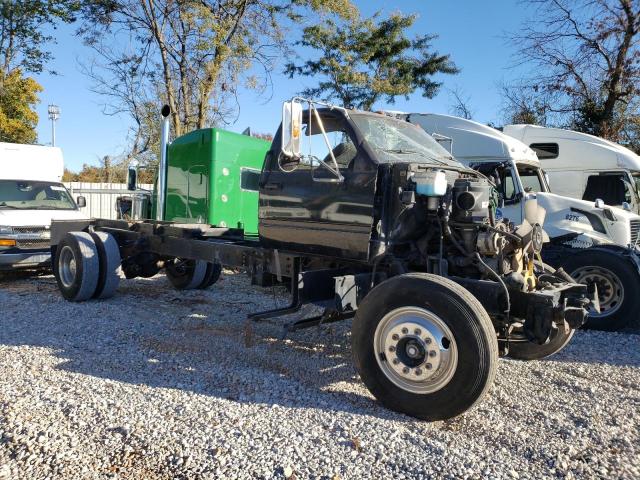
[54, 231, 121, 301]
[54, 231, 222, 301]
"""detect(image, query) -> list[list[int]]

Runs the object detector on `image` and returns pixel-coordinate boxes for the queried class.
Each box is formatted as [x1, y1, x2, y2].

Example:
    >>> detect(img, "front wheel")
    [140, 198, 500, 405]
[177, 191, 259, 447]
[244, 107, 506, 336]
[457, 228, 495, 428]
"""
[559, 249, 639, 331]
[165, 258, 207, 290]
[507, 325, 575, 361]
[352, 273, 498, 421]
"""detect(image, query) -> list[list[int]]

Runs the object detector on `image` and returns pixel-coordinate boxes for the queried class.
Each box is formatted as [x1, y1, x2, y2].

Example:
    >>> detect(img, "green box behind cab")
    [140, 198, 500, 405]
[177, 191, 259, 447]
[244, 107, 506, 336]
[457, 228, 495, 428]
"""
[163, 128, 270, 236]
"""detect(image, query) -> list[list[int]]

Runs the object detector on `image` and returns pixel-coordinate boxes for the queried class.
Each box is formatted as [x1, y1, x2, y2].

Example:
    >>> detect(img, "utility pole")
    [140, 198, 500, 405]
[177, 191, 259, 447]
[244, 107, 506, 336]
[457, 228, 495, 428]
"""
[48, 104, 61, 146]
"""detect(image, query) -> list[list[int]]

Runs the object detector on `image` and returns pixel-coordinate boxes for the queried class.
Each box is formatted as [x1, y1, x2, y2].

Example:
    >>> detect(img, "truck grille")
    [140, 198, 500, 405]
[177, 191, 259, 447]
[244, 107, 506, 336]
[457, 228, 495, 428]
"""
[13, 226, 50, 250]
[630, 220, 640, 245]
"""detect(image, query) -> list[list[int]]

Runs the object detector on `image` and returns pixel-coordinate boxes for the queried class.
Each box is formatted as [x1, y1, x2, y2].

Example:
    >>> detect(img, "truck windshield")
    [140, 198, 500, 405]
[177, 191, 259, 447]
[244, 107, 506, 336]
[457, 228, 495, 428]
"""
[0, 180, 76, 210]
[350, 114, 461, 167]
[632, 173, 640, 196]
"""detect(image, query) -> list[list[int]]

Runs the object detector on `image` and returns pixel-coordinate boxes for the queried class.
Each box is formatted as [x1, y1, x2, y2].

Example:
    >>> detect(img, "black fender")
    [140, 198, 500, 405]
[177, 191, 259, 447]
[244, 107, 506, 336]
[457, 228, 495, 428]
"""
[542, 243, 640, 278]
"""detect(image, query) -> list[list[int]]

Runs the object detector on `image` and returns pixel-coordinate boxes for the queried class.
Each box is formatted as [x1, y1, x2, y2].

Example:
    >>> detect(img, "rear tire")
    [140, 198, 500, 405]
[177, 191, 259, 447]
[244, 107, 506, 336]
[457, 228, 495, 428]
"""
[198, 262, 222, 289]
[53, 232, 99, 302]
[559, 249, 639, 331]
[165, 258, 208, 290]
[352, 273, 498, 421]
[90, 231, 121, 299]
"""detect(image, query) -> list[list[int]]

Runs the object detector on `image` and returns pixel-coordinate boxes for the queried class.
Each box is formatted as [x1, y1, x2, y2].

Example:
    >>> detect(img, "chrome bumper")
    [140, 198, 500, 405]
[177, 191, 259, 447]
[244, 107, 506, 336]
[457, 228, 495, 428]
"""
[0, 251, 51, 270]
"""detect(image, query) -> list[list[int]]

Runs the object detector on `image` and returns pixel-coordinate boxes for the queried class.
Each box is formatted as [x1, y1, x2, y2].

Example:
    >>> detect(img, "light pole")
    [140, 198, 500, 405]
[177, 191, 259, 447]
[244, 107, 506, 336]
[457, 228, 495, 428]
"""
[48, 104, 60, 146]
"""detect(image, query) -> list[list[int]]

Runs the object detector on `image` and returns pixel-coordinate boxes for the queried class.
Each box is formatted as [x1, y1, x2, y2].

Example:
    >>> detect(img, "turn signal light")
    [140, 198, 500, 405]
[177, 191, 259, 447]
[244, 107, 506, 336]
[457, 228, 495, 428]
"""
[0, 239, 16, 247]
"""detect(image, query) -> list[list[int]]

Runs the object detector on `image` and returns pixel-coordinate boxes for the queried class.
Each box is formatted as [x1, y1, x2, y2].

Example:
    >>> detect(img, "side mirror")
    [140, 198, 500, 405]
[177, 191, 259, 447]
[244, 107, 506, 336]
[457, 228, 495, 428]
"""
[127, 163, 138, 191]
[281, 100, 302, 159]
[76, 196, 86, 208]
[622, 202, 632, 211]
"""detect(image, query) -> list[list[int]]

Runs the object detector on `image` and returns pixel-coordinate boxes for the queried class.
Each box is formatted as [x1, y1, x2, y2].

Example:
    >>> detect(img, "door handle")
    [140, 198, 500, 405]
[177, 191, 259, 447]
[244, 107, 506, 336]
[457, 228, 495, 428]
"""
[264, 182, 282, 190]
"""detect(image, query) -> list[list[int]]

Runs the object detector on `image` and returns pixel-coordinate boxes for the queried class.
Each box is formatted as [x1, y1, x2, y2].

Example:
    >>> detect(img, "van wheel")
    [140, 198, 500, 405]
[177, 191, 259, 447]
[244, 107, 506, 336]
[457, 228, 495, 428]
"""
[165, 258, 207, 290]
[352, 273, 498, 421]
[198, 262, 222, 289]
[53, 232, 99, 302]
[559, 249, 639, 331]
[507, 325, 575, 360]
[90, 232, 121, 299]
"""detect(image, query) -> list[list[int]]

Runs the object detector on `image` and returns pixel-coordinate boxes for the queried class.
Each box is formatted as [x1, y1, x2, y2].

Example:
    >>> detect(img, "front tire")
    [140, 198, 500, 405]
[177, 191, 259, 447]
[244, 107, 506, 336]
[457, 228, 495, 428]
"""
[559, 249, 639, 331]
[507, 325, 575, 360]
[165, 258, 207, 290]
[352, 273, 498, 421]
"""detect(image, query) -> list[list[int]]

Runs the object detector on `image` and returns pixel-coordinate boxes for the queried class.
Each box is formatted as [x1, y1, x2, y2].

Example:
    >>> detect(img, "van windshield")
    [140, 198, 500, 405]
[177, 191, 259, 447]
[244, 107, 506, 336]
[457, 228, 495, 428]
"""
[350, 114, 461, 167]
[0, 180, 76, 210]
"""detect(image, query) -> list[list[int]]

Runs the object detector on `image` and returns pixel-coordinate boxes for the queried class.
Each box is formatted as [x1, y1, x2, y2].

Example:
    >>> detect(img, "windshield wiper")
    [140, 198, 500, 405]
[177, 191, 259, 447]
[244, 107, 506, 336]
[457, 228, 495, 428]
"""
[0, 203, 23, 209]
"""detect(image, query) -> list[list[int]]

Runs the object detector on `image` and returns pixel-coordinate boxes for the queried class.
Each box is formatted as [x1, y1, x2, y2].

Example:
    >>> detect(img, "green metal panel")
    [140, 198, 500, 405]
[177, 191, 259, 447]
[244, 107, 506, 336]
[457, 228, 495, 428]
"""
[164, 128, 269, 236]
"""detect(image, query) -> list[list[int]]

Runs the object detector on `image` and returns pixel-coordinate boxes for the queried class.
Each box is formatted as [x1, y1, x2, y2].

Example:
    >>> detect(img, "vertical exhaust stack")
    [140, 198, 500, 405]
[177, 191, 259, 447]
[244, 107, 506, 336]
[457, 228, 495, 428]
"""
[157, 105, 171, 221]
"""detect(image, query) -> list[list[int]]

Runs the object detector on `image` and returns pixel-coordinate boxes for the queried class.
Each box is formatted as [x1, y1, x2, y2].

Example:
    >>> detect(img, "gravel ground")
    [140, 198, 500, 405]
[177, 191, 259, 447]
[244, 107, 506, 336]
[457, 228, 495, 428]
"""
[0, 270, 638, 480]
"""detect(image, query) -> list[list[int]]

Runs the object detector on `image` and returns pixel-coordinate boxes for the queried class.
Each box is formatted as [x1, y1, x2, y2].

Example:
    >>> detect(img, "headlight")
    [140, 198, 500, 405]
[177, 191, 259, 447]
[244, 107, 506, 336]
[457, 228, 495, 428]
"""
[0, 226, 13, 234]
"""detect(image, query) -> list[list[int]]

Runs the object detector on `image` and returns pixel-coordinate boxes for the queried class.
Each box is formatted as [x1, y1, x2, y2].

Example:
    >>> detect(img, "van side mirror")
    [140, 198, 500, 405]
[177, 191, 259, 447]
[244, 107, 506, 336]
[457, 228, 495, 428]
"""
[76, 196, 86, 208]
[281, 100, 302, 159]
[127, 164, 138, 191]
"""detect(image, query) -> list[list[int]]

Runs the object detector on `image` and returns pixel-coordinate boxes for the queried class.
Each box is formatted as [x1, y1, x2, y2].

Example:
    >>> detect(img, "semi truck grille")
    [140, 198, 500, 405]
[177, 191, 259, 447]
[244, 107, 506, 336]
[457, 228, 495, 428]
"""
[630, 220, 640, 245]
[13, 226, 50, 250]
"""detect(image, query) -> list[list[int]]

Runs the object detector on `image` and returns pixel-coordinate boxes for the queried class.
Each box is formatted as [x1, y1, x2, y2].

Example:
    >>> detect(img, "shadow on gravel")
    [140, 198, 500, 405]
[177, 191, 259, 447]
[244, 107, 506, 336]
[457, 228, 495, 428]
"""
[0, 274, 408, 422]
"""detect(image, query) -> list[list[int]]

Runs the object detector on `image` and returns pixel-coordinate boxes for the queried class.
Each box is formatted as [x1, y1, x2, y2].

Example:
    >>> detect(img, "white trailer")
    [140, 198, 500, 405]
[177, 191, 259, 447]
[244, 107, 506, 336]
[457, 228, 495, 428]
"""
[503, 124, 640, 214]
[0, 142, 87, 270]
[403, 113, 640, 331]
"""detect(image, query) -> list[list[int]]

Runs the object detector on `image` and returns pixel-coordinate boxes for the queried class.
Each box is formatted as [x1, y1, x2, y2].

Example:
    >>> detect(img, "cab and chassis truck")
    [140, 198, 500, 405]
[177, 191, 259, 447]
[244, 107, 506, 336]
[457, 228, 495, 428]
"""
[49, 100, 591, 420]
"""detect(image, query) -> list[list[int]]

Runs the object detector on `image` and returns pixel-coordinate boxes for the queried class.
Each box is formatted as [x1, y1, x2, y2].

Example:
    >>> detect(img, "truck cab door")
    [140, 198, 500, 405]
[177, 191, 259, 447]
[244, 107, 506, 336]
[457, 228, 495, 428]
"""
[259, 111, 377, 260]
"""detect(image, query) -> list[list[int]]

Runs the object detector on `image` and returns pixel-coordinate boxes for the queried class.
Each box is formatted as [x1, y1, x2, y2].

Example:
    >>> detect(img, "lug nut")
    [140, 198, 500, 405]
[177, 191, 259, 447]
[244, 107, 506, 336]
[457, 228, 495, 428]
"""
[389, 346, 396, 352]
[414, 328, 421, 335]
[392, 358, 400, 365]
[392, 334, 399, 341]
[401, 327, 408, 334]
[402, 367, 410, 374]
[424, 337, 432, 344]
[426, 363, 433, 370]
[429, 350, 437, 357]
[415, 368, 422, 376]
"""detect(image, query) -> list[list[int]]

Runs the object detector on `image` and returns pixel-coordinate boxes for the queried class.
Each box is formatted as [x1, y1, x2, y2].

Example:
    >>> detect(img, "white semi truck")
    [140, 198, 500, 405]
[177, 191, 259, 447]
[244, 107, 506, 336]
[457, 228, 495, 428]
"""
[403, 114, 640, 332]
[0, 142, 87, 270]
[503, 124, 640, 215]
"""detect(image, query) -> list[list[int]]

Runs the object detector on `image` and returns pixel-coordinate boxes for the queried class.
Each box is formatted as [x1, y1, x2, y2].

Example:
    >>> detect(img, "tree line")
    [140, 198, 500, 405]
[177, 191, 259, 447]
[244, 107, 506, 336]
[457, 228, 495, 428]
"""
[1, 0, 639, 181]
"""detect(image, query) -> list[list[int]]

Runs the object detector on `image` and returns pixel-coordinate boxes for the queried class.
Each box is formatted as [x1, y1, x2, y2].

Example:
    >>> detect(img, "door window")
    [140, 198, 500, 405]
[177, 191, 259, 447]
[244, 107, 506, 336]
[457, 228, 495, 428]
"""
[518, 167, 544, 194]
[299, 116, 357, 172]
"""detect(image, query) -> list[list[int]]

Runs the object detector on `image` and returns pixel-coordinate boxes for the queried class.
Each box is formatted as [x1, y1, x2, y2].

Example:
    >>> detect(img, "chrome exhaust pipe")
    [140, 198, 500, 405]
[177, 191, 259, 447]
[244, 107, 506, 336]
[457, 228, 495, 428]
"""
[157, 105, 171, 221]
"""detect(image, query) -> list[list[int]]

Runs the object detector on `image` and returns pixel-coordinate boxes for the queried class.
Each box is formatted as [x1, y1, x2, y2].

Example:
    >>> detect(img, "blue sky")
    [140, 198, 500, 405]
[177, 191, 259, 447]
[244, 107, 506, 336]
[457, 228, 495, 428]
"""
[33, 0, 530, 172]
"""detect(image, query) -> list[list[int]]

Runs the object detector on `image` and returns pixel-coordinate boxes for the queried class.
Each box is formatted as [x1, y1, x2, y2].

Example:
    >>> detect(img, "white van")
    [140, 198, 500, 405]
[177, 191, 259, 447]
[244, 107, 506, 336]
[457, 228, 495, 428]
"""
[0, 142, 87, 270]
[503, 125, 640, 214]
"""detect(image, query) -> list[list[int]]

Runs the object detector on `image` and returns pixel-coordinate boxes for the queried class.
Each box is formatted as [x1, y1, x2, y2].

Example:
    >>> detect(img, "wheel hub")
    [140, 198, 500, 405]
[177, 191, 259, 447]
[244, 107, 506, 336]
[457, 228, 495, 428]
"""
[571, 266, 624, 317]
[58, 246, 77, 288]
[374, 307, 458, 394]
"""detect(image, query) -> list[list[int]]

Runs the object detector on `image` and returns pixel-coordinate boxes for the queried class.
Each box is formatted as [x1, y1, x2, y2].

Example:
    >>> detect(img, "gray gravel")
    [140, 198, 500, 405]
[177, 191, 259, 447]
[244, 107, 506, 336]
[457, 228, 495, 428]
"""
[0, 270, 639, 479]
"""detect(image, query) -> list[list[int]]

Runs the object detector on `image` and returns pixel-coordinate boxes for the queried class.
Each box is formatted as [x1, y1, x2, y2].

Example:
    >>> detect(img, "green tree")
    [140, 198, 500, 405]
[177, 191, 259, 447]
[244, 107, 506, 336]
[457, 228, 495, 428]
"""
[0, 69, 42, 143]
[285, 12, 458, 110]
[0, 0, 81, 75]
[505, 0, 640, 141]
[80, 0, 357, 168]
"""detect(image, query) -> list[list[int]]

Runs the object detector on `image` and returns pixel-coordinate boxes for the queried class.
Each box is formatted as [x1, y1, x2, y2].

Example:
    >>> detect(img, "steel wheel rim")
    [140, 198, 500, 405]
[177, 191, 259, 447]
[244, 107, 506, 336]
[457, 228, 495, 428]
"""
[374, 306, 458, 394]
[571, 266, 624, 317]
[58, 246, 77, 288]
